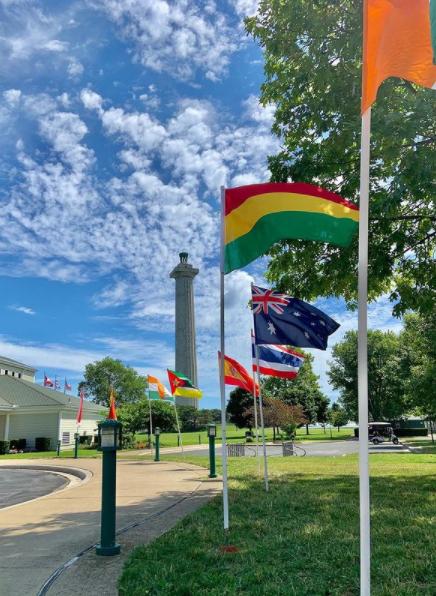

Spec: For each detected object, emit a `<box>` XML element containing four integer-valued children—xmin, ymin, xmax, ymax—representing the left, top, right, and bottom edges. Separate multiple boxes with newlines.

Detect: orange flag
<box><xmin>362</xmin><ymin>0</ymin><xmax>436</xmax><ymax>112</ymax></box>
<box><xmin>218</xmin><ymin>352</ymin><xmax>259</xmax><ymax>395</ymax></box>
<box><xmin>108</xmin><ymin>388</ymin><xmax>117</xmax><ymax>420</ymax></box>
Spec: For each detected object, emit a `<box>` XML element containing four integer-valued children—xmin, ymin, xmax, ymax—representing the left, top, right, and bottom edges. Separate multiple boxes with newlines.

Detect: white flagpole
<box><xmin>252</xmin><ymin>370</ymin><xmax>260</xmax><ymax>475</ymax></box>
<box><xmin>219</xmin><ymin>185</ymin><xmax>230</xmax><ymax>530</ymax></box>
<box><xmin>254</xmin><ymin>343</ymin><xmax>269</xmax><ymax>492</ymax></box>
<box><xmin>251</xmin><ymin>334</ymin><xmax>261</xmax><ymax>475</ymax></box>
<box><xmin>358</xmin><ymin>107</ymin><xmax>371</xmax><ymax>596</ymax></box>
<box><xmin>147</xmin><ymin>390</ymin><xmax>153</xmax><ymax>448</ymax></box>
<box><xmin>174</xmin><ymin>402</ymin><xmax>184</xmax><ymax>454</ymax></box>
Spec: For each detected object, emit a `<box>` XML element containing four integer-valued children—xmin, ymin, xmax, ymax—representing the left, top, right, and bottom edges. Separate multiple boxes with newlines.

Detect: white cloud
<box><xmin>9</xmin><ymin>305</ymin><xmax>35</xmax><ymax>316</ymax></box>
<box><xmin>80</xmin><ymin>89</ymin><xmax>103</xmax><ymax>112</ymax></box>
<box><xmin>89</xmin><ymin>0</ymin><xmax>238</xmax><ymax>81</ymax></box>
<box><xmin>67</xmin><ymin>59</ymin><xmax>84</xmax><ymax>78</ymax></box>
<box><xmin>3</xmin><ymin>88</ymin><xmax>21</xmax><ymax>105</ymax></box>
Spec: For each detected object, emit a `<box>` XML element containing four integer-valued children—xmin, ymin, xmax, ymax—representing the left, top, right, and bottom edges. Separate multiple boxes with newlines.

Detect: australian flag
<box><xmin>252</xmin><ymin>285</ymin><xmax>340</xmax><ymax>350</ymax></box>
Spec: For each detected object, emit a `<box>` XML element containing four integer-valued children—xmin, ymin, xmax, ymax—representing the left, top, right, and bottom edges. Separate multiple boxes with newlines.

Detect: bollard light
<box><xmin>96</xmin><ymin>419</ymin><xmax>122</xmax><ymax>556</ymax></box>
<box><xmin>207</xmin><ymin>424</ymin><xmax>217</xmax><ymax>478</ymax></box>
<box><xmin>154</xmin><ymin>427</ymin><xmax>161</xmax><ymax>462</ymax></box>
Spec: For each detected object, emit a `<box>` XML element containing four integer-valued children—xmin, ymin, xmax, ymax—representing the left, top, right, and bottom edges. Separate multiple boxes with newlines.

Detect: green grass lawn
<box><xmin>135</xmin><ymin>425</ymin><xmax>354</xmax><ymax>448</ymax></box>
<box><xmin>119</xmin><ymin>453</ymin><xmax>436</xmax><ymax>595</ymax></box>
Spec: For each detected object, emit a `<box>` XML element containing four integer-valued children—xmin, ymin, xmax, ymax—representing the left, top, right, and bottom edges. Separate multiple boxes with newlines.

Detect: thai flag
<box><xmin>252</xmin><ymin>334</ymin><xmax>305</xmax><ymax>379</ymax></box>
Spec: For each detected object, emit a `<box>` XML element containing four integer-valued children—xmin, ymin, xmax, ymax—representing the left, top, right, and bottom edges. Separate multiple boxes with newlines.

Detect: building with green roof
<box><xmin>0</xmin><ymin>356</ymin><xmax>103</xmax><ymax>451</ymax></box>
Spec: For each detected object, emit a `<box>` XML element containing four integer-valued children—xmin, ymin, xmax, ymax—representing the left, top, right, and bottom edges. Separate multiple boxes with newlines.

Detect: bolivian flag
<box><xmin>224</xmin><ymin>182</ymin><xmax>359</xmax><ymax>274</ymax></box>
<box><xmin>362</xmin><ymin>0</ymin><xmax>436</xmax><ymax>112</ymax></box>
<box><xmin>167</xmin><ymin>369</ymin><xmax>203</xmax><ymax>399</ymax></box>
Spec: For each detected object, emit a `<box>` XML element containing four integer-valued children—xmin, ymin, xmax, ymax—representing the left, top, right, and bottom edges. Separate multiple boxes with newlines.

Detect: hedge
<box><xmin>35</xmin><ymin>437</ymin><xmax>51</xmax><ymax>451</ymax></box>
<box><xmin>0</xmin><ymin>440</ymin><xmax>9</xmax><ymax>455</ymax></box>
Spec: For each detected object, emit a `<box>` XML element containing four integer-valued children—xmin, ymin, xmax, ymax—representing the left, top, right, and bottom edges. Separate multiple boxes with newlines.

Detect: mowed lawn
<box><xmin>135</xmin><ymin>425</ymin><xmax>354</xmax><ymax>448</ymax></box>
<box><xmin>119</xmin><ymin>453</ymin><xmax>435</xmax><ymax>595</ymax></box>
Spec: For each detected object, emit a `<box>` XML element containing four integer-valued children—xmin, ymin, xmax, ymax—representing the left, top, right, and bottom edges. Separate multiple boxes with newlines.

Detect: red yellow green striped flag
<box><xmin>224</xmin><ymin>182</ymin><xmax>359</xmax><ymax>274</ymax></box>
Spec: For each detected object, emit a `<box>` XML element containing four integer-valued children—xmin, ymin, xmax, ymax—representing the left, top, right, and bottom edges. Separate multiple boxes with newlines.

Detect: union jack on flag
<box><xmin>251</xmin><ymin>286</ymin><xmax>289</xmax><ymax>315</ymax></box>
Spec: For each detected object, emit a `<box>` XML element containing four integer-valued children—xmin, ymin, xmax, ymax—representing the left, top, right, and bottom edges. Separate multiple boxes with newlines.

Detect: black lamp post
<box><xmin>207</xmin><ymin>424</ymin><xmax>217</xmax><ymax>478</ymax></box>
<box><xmin>96</xmin><ymin>419</ymin><xmax>122</xmax><ymax>556</ymax></box>
<box><xmin>154</xmin><ymin>427</ymin><xmax>161</xmax><ymax>462</ymax></box>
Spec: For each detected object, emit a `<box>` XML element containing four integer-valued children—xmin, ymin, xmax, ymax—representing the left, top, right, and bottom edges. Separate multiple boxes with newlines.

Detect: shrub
<box><xmin>18</xmin><ymin>438</ymin><xmax>26</xmax><ymax>450</ymax></box>
<box><xmin>35</xmin><ymin>437</ymin><xmax>51</xmax><ymax>451</ymax></box>
<box><xmin>0</xmin><ymin>440</ymin><xmax>9</xmax><ymax>455</ymax></box>
<box><xmin>122</xmin><ymin>433</ymin><xmax>135</xmax><ymax>449</ymax></box>
<box><xmin>9</xmin><ymin>439</ymin><xmax>18</xmax><ymax>450</ymax></box>
<box><xmin>282</xmin><ymin>423</ymin><xmax>297</xmax><ymax>440</ymax></box>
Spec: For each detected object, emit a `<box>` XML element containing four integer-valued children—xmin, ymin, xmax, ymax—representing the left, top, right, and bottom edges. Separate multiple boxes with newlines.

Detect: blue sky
<box><xmin>0</xmin><ymin>0</ymin><xmax>402</xmax><ymax>408</ymax></box>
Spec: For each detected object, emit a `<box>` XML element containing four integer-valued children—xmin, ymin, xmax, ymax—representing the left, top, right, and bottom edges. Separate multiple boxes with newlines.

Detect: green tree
<box><xmin>79</xmin><ymin>357</ymin><xmax>146</xmax><ymax>406</ymax></box>
<box><xmin>118</xmin><ymin>399</ymin><xmax>176</xmax><ymax>436</ymax></box>
<box><xmin>226</xmin><ymin>388</ymin><xmax>254</xmax><ymax>429</ymax></box>
<box><xmin>262</xmin><ymin>353</ymin><xmax>328</xmax><ymax>434</ymax></box>
<box><xmin>246</xmin><ymin>1</ymin><xmax>435</xmax><ymax>317</ymax></box>
<box><xmin>399</xmin><ymin>312</ymin><xmax>436</xmax><ymax>429</ymax></box>
<box><xmin>328</xmin><ymin>330</ymin><xmax>407</xmax><ymax>421</ymax></box>
<box><xmin>328</xmin><ymin>403</ymin><xmax>349</xmax><ymax>431</ymax></box>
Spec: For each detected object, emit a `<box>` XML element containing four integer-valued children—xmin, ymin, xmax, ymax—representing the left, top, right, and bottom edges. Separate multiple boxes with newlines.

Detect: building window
<box><xmin>5</xmin><ymin>370</ymin><xmax>8</xmax><ymax>375</ymax></box>
<box><xmin>62</xmin><ymin>432</ymin><xmax>70</xmax><ymax>445</ymax></box>
<box><xmin>12</xmin><ymin>371</ymin><xmax>15</xmax><ymax>377</ymax></box>
<box><xmin>18</xmin><ymin>373</ymin><xmax>21</xmax><ymax>379</ymax></box>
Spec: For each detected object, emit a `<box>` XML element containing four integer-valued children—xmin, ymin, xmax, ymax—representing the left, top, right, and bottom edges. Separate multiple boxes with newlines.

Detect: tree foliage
<box><xmin>262</xmin><ymin>352</ymin><xmax>329</xmax><ymax>425</ymax></box>
<box><xmin>118</xmin><ymin>399</ymin><xmax>177</xmax><ymax>435</ymax></box>
<box><xmin>328</xmin><ymin>330</ymin><xmax>407</xmax><ymax>421</ymax></box>
<box><xmin>328</xmin><ymin>403</ymin><xmax>349</xmax><ymax>431</ymax></box>
<box><xmin>79</xmin><ymin>357</ymin><xmax>147</xmax><ymax>406</ymax></box>
<box><xmin>227</xmin><ymin>388</ymin><xmax>254</xmax><ymax>429</ymax></box>
<box><xmin>399</xmin><ymin>312</ymin><xmax>436</xmax><ymax>420</ymax></box>
<box><xmin>246</xmin><ymin>1</ymin><xmax>435</xmax><ymax>317</ymax></box>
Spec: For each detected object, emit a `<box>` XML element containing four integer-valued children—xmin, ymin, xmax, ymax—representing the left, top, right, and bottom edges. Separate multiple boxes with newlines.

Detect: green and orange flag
<box><xmin>224</xmin><ymin>182</ymin><xmax>359</xmax><ymax>274</ymax></box>
<box><xmin>362</xmin><ymin>0</ymin><xmax>436</xmax><ymax>113</ymax></box>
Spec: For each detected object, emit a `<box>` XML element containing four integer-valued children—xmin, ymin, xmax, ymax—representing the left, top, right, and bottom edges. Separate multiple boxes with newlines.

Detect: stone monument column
<box><xmin>170</xmin><ymin>252</ymin><xmax>199</xmax><ymax>408</ymax></box>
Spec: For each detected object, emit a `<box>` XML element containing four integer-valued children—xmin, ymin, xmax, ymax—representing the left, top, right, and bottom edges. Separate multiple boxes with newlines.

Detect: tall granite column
<box><xmin>170</xmin><ymin>252</ymin><xmax>199</xmax><ymax>409</ymax></box>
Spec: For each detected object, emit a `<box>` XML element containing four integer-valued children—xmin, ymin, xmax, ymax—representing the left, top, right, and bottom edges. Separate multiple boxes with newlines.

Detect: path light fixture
<box><xmin>154</xmin><ymin>427</ymin><xmax>161</xmax><ymax>462</ymax></box>
<box><xmin>96</xmin><ymin>419</ymin><xmax>122</xmax><ymax>556</ymax></box>
<box><xmin>207</xmin><ymin>424</ymin><xmax>217</xmax><ymax>478</ymax></box>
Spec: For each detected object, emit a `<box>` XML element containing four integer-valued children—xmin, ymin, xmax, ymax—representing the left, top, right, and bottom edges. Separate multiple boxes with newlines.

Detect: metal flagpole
<box><xmin>219</xmin><ymin>185</ymin><xmax>230</xmax><ymax>530</ymax></box>
<box><xmin>251</xmin><ymin>336</ymin><xmax>261</xmax><ymax>475</ymax></box>
<box><xmin>174</xmin><ymin>402</ymin><xmax>184</xmax><ymax>454</ymax></box>
<box><xmin>358</xmin><ymin>107</ymin><xmax>371</xmax><ymax>596</ymax></box>
<box><xmin>147</xmin><ymin>390</ymin><xmax>153</xmax><ymax>448</ymax></box>
<box><xmin>255</xmin><ymin>343</ymin><xmax>269</xmax><ymax>492</ymax></box>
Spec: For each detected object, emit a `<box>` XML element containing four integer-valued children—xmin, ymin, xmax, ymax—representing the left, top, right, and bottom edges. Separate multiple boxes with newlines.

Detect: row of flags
<box><xmin>222</xmin><ymin>284</ymin><xmax>339</xmax><ymax>395</ymax></box>
<box><xmin>43</xmin><ymin>374</ymin><xmax>72</xmax><ymax>393</ymax></box>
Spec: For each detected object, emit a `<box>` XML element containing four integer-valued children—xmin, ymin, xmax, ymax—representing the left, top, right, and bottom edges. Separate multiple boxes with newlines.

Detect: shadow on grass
<box><xmin>119</xmin><ymin>467</ymin><xmax>436</xmax><ymax>596</ymax></box>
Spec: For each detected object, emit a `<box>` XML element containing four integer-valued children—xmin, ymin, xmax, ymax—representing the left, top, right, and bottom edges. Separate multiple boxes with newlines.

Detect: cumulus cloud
<box><xmin>89</xmin><ymin>0</ymin><xmax>238</xmax><ymax>81</ymax></box>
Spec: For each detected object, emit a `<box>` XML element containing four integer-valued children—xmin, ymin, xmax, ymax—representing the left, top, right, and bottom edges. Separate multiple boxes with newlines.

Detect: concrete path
<box><xmin>0</xmin><ymin>458</ymin><xmax>220</xmax><ymax>596</ymax></box>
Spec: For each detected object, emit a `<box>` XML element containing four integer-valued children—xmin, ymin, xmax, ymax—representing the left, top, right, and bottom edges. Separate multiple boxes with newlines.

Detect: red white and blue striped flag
<box><xmin>251</xmin><ymin>333</ymin><xmax>305</xmax><ymax>379</ymax></box>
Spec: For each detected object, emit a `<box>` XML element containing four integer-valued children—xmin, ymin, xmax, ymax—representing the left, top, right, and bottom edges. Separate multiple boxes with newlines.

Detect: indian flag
<box><xmin>147</xmin><ymin>375</ymin><xmax>174</xmax><ymax>404</ymax></box>
<box><xmin>362</xmin><ymin>0</ymin><xmax>436</xmax><ymax>112</ymax></box>
<box><xmin>224</xmin><ymin>182</ymin><xmax>359</xmax><ymax>274</ymax></box>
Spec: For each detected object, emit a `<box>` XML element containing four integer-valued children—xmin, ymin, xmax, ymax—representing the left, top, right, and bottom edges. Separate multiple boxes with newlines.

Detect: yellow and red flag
<box><xmin>108</xmin><ymin>387</ymin><xmax>117</xmax><ymax>420</ymax></box>
<box><xmin>362</xmin><ymin>0</ymin><xmax>436</xmax><ymax>112</ymax></box>
<box><xmin>219</xmin><ymin>352</ymin><xmax>258</xmax><ymax>395</ymax></box>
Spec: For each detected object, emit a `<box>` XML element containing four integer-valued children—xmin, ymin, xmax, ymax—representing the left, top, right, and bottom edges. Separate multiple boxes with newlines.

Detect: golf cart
<box><xmin>368</xmin><ymin>422</ymin><xmax>399</xmax><ymax>445</ymax></box>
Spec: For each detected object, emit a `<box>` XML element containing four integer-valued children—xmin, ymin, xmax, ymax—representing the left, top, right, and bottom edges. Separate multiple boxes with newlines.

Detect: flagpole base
<box><xmin>96</xmin><ymin>544</ymin><xmax>120</xmax><ymax>556</ymax></box>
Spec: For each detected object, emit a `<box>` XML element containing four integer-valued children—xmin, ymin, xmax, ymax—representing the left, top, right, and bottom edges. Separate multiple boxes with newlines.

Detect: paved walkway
<box><xmin>0</xmin><ymin>458</ymin><xmax>220</xmax><ymax>596</ymax></box>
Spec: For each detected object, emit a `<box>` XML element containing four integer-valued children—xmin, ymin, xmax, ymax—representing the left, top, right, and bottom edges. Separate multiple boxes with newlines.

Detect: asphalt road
<box><xmin>169</xmin><ymin>440</ymin><xmax>410</xmax><ymax>458</ymax></box>
<box><xmin>0</xmin><ymin>469</ymin><xmax>68</xmax><ymax>509</ymax></box>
